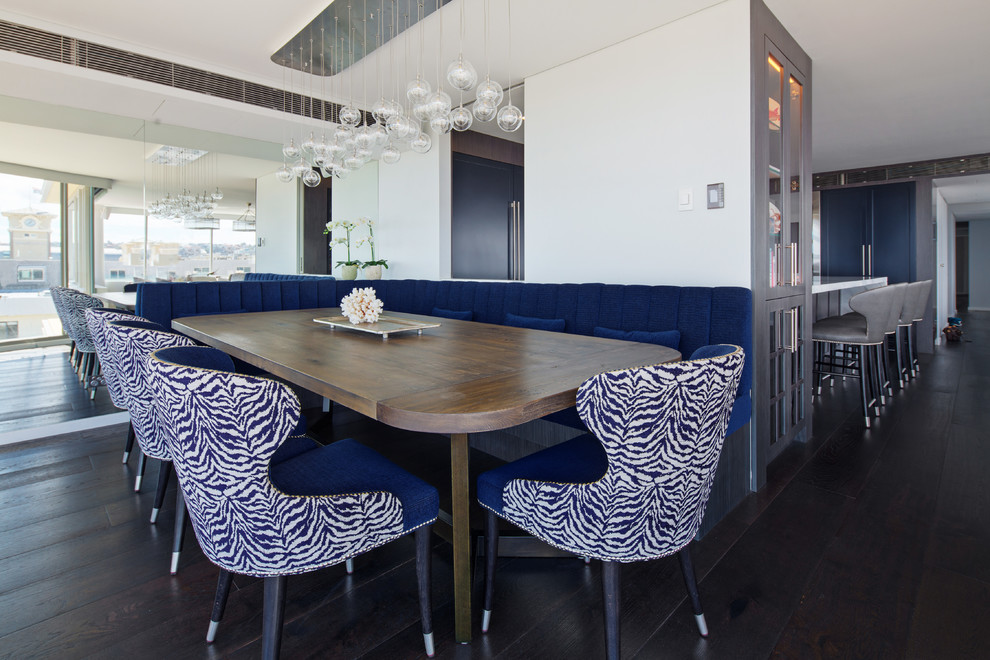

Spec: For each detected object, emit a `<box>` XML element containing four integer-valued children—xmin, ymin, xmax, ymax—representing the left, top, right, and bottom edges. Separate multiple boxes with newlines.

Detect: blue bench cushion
<box><xmin>593</xmin><ymin>326</ymin><xmax>681</xmax><ymax>350</ymax></box>
<box><xmin>431</xmin><ymin>307</ymin><xmax>473</xmax><ymax>321</ymax></box>
<box><xmin>269</xmin><ymin>438</ymin><xmax>439</xmax><ymax>532</ymax></box>
<box><xmin>504</xmin><ymin>312</ymin><xmax>565</xmax><ymax>332</ymax></box>
<box><xmin>477</xmin><ymin>433</ymin><xmax>607</xmax><ymax>516</ymax></box>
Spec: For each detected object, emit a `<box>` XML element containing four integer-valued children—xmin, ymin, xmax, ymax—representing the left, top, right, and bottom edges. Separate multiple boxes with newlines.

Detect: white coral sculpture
<box><xmin>340</xmin><ymin>287</ymin><xmax>384</xmax><ymax>324</ymax></box>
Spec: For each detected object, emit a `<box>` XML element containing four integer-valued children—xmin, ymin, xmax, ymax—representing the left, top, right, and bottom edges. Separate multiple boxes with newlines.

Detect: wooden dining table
<box><xmin>172</xmin><ymin>307</ymin><xmax>680</xmax><ymax>643</ymax></box>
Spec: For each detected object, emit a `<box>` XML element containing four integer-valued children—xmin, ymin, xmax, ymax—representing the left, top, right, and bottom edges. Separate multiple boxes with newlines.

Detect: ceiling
<box><xmin>936</xmin><ymin>174</ymin><xmax>990</xmax><ymax>221</ymax></box>
<box><xmin>0</xmin><ymin>0</ymin><xmax>988</xmax><ymax>214</ymax></box>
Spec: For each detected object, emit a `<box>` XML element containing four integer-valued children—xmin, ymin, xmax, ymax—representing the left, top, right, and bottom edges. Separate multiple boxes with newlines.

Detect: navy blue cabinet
<box><xmin>820</xmin><ymin>181</ymin><xmax>915</xmax><ymax>283</ymax></box>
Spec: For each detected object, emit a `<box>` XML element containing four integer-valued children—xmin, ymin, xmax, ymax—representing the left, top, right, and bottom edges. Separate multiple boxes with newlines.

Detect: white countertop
<box><xmin>811</xmin><ymin>276</ymin><xmax>888</xmax><ymax>294</ymax></box>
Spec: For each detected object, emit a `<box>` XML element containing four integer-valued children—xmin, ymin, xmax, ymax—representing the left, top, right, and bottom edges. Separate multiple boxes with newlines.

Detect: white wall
<box><xmin>524</xmin><ymin>0</ymin><xmax>752</xmax><ymax>286</ymax></box>
<box><xmin>377</xmin><ymin>141</ymin><xmax>447</xmax><ymax>279</ymax></box>
<box><xmin>934</xmin><ymin>189</ymin><xmax>952</xmax><ymax>339</ymax></box>
<box><xmin>255</xmin><ymin>172</ymin><xmax>300</xmax><ymax>273</ymax></box>
<box><xmin>330</xmin><ymin>161</ymin><xmax>379</xmax><ymax>270</ymax></box>
<box><xmin>969</xmin><ymin>219</ymin><xmax>990</xmax><ymax>310</ymax></box>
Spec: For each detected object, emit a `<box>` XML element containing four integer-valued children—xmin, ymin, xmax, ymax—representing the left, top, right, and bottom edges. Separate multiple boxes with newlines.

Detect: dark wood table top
<box><xmin>172</xmin><ymin>308</ymin><xmax>681</xmax><ymax>434</ymax></box>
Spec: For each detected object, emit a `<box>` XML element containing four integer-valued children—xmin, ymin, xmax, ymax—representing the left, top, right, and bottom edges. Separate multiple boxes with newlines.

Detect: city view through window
<box><xmin>1</xmin><ymin>172</ymin><xmax>255</xmax><ymax>345</ymax></box>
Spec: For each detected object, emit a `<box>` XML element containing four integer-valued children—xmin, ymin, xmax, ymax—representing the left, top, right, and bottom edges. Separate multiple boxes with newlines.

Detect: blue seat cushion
<box><xmin>689</xmin><ymin>343</ymin><xmax>738</xmax><ymax>360</ymax></box>
<box><xmin>431</xmin><ymin>307</ymin><xmax>473</xmax><ymax>321</ymax></box>
<box><xmin>593</xmin><ymin>326</ymin><xmax>681</xmax><ymax>350</ymax></box>
<box><xmin>477</xmin><ymin>433</ymin><xmax>608</xmax><ymax>516</ymax></box>
<box><xmin>269</xmin><ymin>438</ymin><xmax>439</xmax><ymax>532</ymax></box>
<box><xmin>504</xmin><ymin>312</ymin><xmax>565</xmax><ymax>332</ymax></box>
<box><xmin>271</xmin><ymin>436</ymin><xmax>321</xmax><ymax>464</ymax></box>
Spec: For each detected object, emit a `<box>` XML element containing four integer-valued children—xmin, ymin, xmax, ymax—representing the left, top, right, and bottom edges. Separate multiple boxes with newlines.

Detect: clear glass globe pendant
<box><xmin>446</xmin><ymin>56</ymin><xmax>477</xmax><ymax>91</ymax></box>
<box><xmin>496</xmin><ymin>104</ymin><xmax>523</xmax><ymax>132</ymax></box>
<box><xmin>450</xmin><ymin>106</ymin><xmax>473</xmax><ymax>131</ymax></box>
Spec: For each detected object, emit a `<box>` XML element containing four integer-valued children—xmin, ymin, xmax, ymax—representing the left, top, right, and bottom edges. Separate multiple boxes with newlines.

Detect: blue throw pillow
<box><xmin>432</xmin><ymin>307</ymin><xmax>473</xmax><ymax>321</ymax></box>
<box><xmin>593</xmin><ymin>326</ymin><xmax>680</xmax><ymax>350</ymax></box>
<box><xmin>504</xmin><ymin>312</ymin><xmax>565</xmax><ymax>332</ymax></box>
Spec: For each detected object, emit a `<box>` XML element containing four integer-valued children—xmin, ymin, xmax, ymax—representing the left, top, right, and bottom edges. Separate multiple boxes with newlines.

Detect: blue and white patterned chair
<box><xmin>103</xmin><ymin>319</ymin><xmax>196</xmax><ymax>513</ymax></box>
<box><xmin>477</xmin><ymin>345</ymin><xmax>745</xmax><ymax>659</ymax></box>
<box><xmin>58</xmin><ymin>288</ymin><xmax>104</xmax><ymax>397</ymax></box>
<box><xmin>85</xmin><ymin>308</ymin><xmax>142</xmax><ymax>463</ymax></box>
<box><xmin>148</xmin><ymin>345</ymin><xmax>440</xmax><ymax>659</ymax></box>
<box><xmin>49</xmin><ymin>286</ymin><xmax>79</xmax><ymax>371</ymax></box>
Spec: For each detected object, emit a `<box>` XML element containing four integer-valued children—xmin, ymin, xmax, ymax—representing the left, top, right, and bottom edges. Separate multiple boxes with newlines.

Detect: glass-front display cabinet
<box><xmin>752</xmin><ymin>8</ymin><xmax>813</xmax><ymax>490</ymax></box>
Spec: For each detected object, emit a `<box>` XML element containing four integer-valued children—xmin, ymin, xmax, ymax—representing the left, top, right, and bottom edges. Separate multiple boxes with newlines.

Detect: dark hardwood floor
<box><xmin>0</xmin><ymin>315</ymin><xmax>988</xmax><ymax>659</ymax></box>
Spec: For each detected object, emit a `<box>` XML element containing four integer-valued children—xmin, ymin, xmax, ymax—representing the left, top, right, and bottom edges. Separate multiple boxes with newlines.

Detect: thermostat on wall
<box><xmin>707</xmin><ymin>183</ymin><xmax>724</xmax><ymax>209</ymax></box>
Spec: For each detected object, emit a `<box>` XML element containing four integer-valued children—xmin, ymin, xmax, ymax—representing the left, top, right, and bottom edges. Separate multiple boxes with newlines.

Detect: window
<box><xmin>16</xmin><ymin>267</ymin><xmax>45</xmax><ymax>282</ymax></box>
<box><xmin>108</xmin><ymin>269</ymin><xmax>126</xmax><ymax>280</ymax></box>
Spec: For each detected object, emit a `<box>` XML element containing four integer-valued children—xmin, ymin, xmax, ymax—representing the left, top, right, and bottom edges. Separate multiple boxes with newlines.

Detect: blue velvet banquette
<box><xmin>135</xmin><ymin>278</ymin><xmax>752</xmax><ymax>435</ymax></box>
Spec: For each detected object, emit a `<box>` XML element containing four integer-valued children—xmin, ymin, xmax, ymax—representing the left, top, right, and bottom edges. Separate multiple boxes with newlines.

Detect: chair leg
<box><xmin>602</xmin><ymin>561</ymin><xmax>621</xmax><ymax>660</ymax></box>
<box><xmin>875</xmin><ymin>343</ymin><xmax>888</xmax><ymax>405</ymax></box>
<box><xmin>206</xmin><ymin>569</ymin><xmax>234</xmax><ymax>643</ymax></box>
<box><xmin>89</xmin><ymin>360</ymin><xmax>100</xmax><ymax>400</ymax></box>
<box><xmin>482</xmin><ymin>509</ymin><xmax>499</xmax><ymax>634</ymax></box>
<box><xmin>908</xmin><ymin>323</ymin><xmax>921</xmax><ymax>378</ymax></box>
<box><xmin>857</xmin><ymin>346</ymin><xmax>871</xmax><ymax>428</ymax></box>
<box><xmin>262</xmin><ymin>575</ymin><xmax>287</xmax><ymax>660</ymax></box>
<box><xmin>678</xmin><ymin>546</ymin><xmax>709</xmax><ymax>637</ymax></box>
<box><xmin>171</xmin><ymin>489</ymin><xmax>186</xmax><ymax>575</ymax></box>
<box><xmin>122</xmin><ymin>422</ymin><xmax>135</xmax><ymax>464</ymax></box>
<box><xmin>150</xmin><ymin>460</ymin><xmax>172</xmax><ymax>524</ymax></box>
<box><xmin>134</xmin><ymin>450</ymin><xmax>147</xmax><ymax>492</ymax></box>
<box><xmin>895</xmin><ymin>327</ymin><xmax>907</xmax><ymax>386</ymax></box>
<box><xmin>415</xmin><ymin>525</ymin><xmax>435</xmax><ymax>657</ymax></box>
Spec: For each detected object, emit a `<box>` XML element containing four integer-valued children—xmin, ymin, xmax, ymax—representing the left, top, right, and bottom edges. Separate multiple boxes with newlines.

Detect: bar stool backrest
<box><xmin>849</xmin><ymin>285</ymin><xmax>895</xmax><ymax>344</ymax></box>
<box><xmin>909</xmin><ymin>280</ymin><xmax>933</xmax><ymax>322</ymax></box>
<box><xmin>882</xmin><ymin>283</ymin><xmax>909</xmax><ymax>334</ymax></box>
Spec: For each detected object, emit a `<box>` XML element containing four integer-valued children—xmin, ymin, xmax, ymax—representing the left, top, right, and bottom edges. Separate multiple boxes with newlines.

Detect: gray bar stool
<box><xmin>899</xmin><ymin>280</ymin><xmax>933</xmax><ymax>379</ymax></box>
<box><xmin>813</xmin><ymin>285</ymin><xmax>895</xmax><ymax>428</ymax></box>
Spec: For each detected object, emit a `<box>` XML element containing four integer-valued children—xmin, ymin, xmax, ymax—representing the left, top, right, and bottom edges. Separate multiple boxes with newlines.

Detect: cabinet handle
<box><xmin>867</xmin><ymin>244</ymin><xmax>872</xmax><ymax>278</ymax></box>
<box><xmin>861</xmin><ymin>245</ymin><xmax>866</xmax><ymax>278</ymax></box>
<box><xmin>784</xmin><ymin>243</ymin><xmax>798</xmax><ymax>286</ymax></box>
<box><xmin>784</xmin><ymin>307</ymin><xmax>799</xmax><ymax>353</ymax></box>
<box><xmin>515</xmin><ymin>201</ymin><xmax>521</xmax><ymax>280</ymax></box>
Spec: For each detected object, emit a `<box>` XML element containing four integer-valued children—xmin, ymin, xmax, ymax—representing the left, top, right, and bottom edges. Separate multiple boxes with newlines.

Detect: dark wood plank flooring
<box><xmin>1</xmin><ymin>315</ymin><xmax>988</xmax><ymax>659</ymax></box>
<box><xmin>0</xmin><ymin>347</ymin><xmax>117</xmax><ymax>436</ymax></box>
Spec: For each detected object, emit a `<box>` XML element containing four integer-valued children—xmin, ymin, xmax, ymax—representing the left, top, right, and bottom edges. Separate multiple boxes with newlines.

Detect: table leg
<box><xmin>451</xmin><ymin>432</ymin><xmax>472</xmax><ymax>644</ymax></box>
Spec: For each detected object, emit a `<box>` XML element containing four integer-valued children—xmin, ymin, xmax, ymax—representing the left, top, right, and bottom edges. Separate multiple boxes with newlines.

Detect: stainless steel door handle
<box><xmin>861</xmin><ymin>245</ymin><xmax>866</xmax><ymax>278</ymax></box>
<box><xmin>867</xmin><ymin>244</ymin><xmax>872</xmax><ymax>277</ymax></box>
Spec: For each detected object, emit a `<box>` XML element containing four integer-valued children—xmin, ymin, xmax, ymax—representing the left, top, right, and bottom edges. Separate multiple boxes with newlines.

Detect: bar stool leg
<box><xmin>858</xmin><ymin>346</ymin><xmax>871</xmax><ymax>428</ymax></box>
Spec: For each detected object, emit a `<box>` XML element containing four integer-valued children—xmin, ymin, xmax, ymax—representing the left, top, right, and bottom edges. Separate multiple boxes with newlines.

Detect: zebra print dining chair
<box><xmin>477</xmin><ymin>344</ymin><xmax>745</xmax><ymax>660</ymax></box>
<box><xmin>85</xmin><ymin>308</ymin><xmax>142</xmax><ymax>463</ymax></box>
<box><xmin>148</xmin><ymin>345</ymin><xmax>440</xmax><ymax>659</ymax></box>
<box><xmin>58</xmin><ymin>288</ymin><xmax>104</xmax><ymax>397</ymax></box>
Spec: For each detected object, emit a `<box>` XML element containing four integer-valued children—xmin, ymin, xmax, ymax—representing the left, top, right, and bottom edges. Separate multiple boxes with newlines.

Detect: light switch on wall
<box><xmin>678</xmin><ymin>188</ymin><xmax>693</xmax><ymax>211</ymax></box>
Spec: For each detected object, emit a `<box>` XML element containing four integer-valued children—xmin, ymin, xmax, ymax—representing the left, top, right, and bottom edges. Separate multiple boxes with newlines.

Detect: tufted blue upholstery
<box><xmin>243</xmin><ymin>272</ymin><xmax>335</xmax><ymax>281</ymax></box>
<box><xmin>431</xmin><ymin>307</ymin><xmax>473</xmax><ymax>321</ymax></box>
<box><xmin>148</xmin><ymin>345</ymin><xmax>439</xmax><ymax>577</ymax></box>
<box><xmin>479</xmin><ymin>345</ymin><xmax>743</xmax><ymax>562</ymax></box>
<box><xmin>135</xmin><ymin>280</ymin><xmax>752</xmax><ymax>433</ymax></box>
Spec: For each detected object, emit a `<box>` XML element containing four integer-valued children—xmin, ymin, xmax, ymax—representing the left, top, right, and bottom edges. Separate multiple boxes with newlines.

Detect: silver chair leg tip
<box><xmin>150</xmin><ymin>508</ymin><xmax>159</xmax><ymax>524</ymax></box>
<box><xmin>206</xmin><ymin>620</ymin><xmax>220</xmax><ymax>643</ymax></box>
<box><xmin>122</xmin><ymin>451</ymin><xmax>130</xmax><ymax>464</ymax></box>
<box><xmin>134</xmin><ymin>476</ymin><xmax>142</xmax><ymax>492</ymax></box>
<box><xmin>695</xmin><ymin>613</ymin><xmax>709</xmax><ymax>637</ymax></box>
<box><xmin>170</xmin><ymin>552</ymin><xmax>180</xmax><ymax>575</ymax></box>
<box><xmin>345</xmin><ymin>558</ymin><xmax>354</xmax><ymax>574</ymax></box>
<box><xmin>424</xmin><ymin>631</ymin><xmax>435</xmax><ymax>657</ymax></box>
<box><xmin>482</xmin><ymin>609</ymin><xmax>492</xmax><ymax>633</ymax></box>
